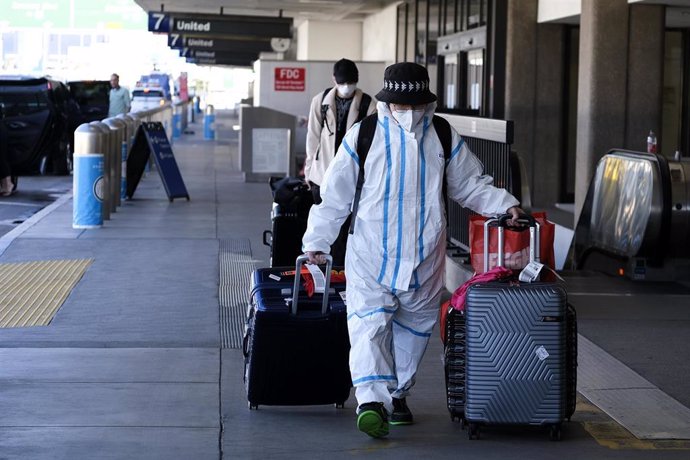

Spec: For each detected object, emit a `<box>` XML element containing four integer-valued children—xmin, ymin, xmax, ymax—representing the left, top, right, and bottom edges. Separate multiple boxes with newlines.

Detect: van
<box><xmin>130</xmin><ymin>88</ymin><xmax>167</xmax><ymax>112</ymax></box>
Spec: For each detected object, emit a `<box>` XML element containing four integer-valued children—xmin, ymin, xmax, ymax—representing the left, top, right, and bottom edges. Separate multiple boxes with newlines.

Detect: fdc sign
<box><xmin>275</xmin><ymin>67</ymin><xmax>305</xmax><ymax>91</ymax></box>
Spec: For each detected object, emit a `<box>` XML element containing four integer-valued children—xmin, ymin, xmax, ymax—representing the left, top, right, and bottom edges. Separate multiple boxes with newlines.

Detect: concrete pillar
<box><xmin>504</xmin><ymin>0</ymin><xmax>537</xmax><ymax>201</ymax></box>
<box><xmin>533</xmin><ymin>24</ymin><xmax>566</xmax><ymax>207</ymax></box>
<box><xmin>625</xmin><ymin>4</ymin><xmax>665</xmax><ymax>152</ymax></box>
<box><xmin>574</xmin><ymin>0</ymin><xmax>629</xmax><ymax>224</ymax></box>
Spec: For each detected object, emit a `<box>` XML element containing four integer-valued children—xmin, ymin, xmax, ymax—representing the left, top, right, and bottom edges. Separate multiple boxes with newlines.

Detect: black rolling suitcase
<box><xmin>243</xmin><ymin>255</ymin><xmax>351</xmax><ymax>409</ymax></box>
<box><xmin>445</xmin><ymin>214</ymin><xmax>577</xmax><ymax>441</ymax></box>
<box><xmin>263</xmin><ymin>177</ymin><xmax>314</xmax><ymax>267</ymax></box>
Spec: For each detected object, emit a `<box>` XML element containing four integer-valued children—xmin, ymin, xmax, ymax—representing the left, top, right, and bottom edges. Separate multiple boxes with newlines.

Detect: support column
<box><xmin>504</xmin><ymin>0</ymin><xmax>537</xmax><ymax>203</ymax></box>
<box><xmin>625</xmin><ymin>4</ymin><xmax>665</xmax><ymax>151</ymax></box>
<box><xmin>574</xmin><ymin>0</ymin><xmax>629</xmax><ymax>224</ymax></box>
<box><xmin>533</xmin><ymin>24</ymin><xmax>566</xmax><ymax>207</ymax></box>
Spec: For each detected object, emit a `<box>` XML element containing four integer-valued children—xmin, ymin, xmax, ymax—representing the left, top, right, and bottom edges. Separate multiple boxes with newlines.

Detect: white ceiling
<box><xmin>133</xmin><ymin>0</ymin><xmax>401</xmax><ymax>25</ymax></box>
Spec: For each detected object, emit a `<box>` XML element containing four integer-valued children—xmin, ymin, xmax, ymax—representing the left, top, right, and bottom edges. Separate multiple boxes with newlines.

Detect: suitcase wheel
<box><xmin>334</xmin><ymin>402</ymin><xmax>346</xmax><ymax>409</ymax></box>
<box><xmin>468</xmin><ymin>423</ymin><xmax>480</xmax><ymax>440</ymax></box>
<box><xmin>549</xmin><ymin>424</ymin><xmax>562</xmax><ymax>442</ymax></box>
<box><xmin>248</xmin><ymin>402</ymin><xmax>258</xmax><ymax>410</ymax></box>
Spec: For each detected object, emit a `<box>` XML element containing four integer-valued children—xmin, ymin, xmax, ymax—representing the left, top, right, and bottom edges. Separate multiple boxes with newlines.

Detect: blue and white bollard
<box><xmin>73</xmin><ymin>152</ymin><xmax>104</xmax><ymax>229</ymax></box>
<box><xmin>172</xmin><ymin>105</ymin><xmax>182</xmax><ymax>139</ymax></box>
<box><xmin>204</xmin><ymin>104</ymin><xmax>215</xmax><ymax>140</ymax></box>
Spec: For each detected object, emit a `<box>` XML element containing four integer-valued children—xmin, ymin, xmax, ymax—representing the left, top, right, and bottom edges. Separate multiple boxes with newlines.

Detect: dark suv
<box><xmin>0</xmin><ymin>76</ymin><xmax>77</xmax><ymax>175</ymax></box>
<box><xmin>67</xmin><ymin>80</ymin><xmax>110</xmax><ymax>125</ymax></box>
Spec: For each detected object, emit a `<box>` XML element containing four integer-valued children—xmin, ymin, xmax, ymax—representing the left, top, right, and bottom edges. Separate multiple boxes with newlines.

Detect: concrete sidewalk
<box><xmin>0</xmin><ymin>114</ymin><xmax>689</xmax><ymax>459</ymax></box>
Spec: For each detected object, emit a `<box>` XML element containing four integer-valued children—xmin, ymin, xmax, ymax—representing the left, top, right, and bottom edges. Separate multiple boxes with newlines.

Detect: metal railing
<box><xmin>437</xmin><ymin>114</ymin><xmax>518</xmax><ymax>252</ymax></box>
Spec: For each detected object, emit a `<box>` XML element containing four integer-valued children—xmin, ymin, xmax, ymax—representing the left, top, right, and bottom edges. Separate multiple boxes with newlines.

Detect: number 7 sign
<box><xmin>148</xmin><ymin>12</ymin><xmax>170</xmax><ymax>33</ymax></box>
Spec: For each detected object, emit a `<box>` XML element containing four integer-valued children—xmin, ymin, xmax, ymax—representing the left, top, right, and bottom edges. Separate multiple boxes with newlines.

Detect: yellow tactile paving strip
<box><xmin>0</xmin><ymin>259</ymin><xmax>93</xmax><ymax>328</ymax></box>
<box><xmin>578</xmin><ymin>397</ymin><xmax>690</xmax><ymax>450</ymax></box>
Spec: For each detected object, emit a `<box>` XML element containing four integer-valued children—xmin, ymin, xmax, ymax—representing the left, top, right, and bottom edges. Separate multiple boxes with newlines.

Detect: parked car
<box><xmin>0</xmin><ymin>76</ymin><xmax>76</xmax><ymax>175</ymax></box>
<box><xmin>130</xmin><ymin>88</ymin><xmax>167</xmax><ymax>113</ymax></box>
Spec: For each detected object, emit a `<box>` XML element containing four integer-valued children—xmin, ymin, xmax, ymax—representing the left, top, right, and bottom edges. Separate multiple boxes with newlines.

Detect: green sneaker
<box><xmin>390</xmin><ymin>397</ymin><xmax>414</xmax><ymax>425</ymax></box>
<box><xmin>356</xmin><ymin>402</ymin><xmax>389</xmax><ymax>438</ymax></box>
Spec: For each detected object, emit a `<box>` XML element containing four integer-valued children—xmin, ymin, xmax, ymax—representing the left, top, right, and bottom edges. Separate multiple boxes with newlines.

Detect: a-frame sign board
<box><xmin>126</xmin><ymin>122</ymin><xmax>190</xmax><ymax>201</ymax></box>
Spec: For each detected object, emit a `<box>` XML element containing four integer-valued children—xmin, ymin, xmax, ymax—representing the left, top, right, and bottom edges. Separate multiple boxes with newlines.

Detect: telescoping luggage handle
<box><xmin>292</xmin><ymin>254</ymin><xmax>333</xmax><ymax>315</ymax></box>
<box><xmin>483</xmin><ymin>213</ymin><xmax>541</xmax><ymax>270</ymax></box>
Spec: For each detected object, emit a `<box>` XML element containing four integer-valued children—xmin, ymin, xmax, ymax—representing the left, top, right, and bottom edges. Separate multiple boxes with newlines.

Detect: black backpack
<box><xmin>349</xmin><ymin>114</ymin><xmax>453</xmax><ymax>234</ymax></box>
<box><xmin>320</xmin><ymin>88</ymin><xmax>372</xmax><ymax>135</ymax></box>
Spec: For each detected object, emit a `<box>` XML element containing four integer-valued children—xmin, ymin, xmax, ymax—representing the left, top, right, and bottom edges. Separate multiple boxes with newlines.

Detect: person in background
<box><xmin>302</xmin><ymin>62</ymin><xmax>522</xmax><ymax>439</ymax></box>
<box><xmin>304</xmin><ymin>58</ymin><xmax>376</xmax><ymax>265</ymax></box>
<box><xmin>108</xmin><ymin>73</ymin><xmax>130</xmax><ymax>117</ymax></box>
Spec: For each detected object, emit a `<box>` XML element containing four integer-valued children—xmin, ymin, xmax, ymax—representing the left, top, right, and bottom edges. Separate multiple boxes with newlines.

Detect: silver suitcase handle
<box><xmin>483</xmin><ymin>213</ymin><xmax>540</xmax><ymax>270</ymax></box>
<box><xmin>292</xmin><ymin>254</ymin><xmax>333</xmax><ymax>315</ymax></box>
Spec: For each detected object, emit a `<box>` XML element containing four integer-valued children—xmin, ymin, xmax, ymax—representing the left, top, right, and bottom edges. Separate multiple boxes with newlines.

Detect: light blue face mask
<box><xmin>392</xmin><ymin>108</ymin><xmax>425</xmax><ymax>131</ymax></box>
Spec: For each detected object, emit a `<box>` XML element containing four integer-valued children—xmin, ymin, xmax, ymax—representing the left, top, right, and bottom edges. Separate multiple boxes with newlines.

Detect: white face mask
<box><xmin>336</xmin><ymin>83</ymin><xmax>356</xmax><ymax>98</ymax></box>
<box><xmin>392</xmin><ymin>109</ymin><xmax>425</xmax><ymax>131</ymax></box>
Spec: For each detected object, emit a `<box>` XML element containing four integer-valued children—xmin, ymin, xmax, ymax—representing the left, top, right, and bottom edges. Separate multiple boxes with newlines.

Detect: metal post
<box><xmin>103</xmin><ymin>118</ymin><xmax>126</xmax><ymax>208</ymax></box>
<box><xmin>89</xmin><ymin>122</ymin><xmax>111</xmax><ymax>220</ymax></box>
<box><xmin>73</xmin><ymin>124</ymin><xmax>104</xmax><ymax>229</ymax></box>
<box><xmin>115</xmin><ymin>114</ymin><xmax>136</xmax><ymax>200</ymax></box>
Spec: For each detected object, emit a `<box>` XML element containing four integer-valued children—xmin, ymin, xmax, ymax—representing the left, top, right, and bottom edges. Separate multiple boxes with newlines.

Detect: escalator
<box><xmin>570</xmin><ymin>150</ymin><xmax>690</xmax><ymax>281</ymax></box>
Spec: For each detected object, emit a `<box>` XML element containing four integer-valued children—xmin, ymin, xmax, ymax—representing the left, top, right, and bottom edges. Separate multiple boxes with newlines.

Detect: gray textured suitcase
<box><xmin>464</xmin><ymin>214</ymin><xmax>568</xmax><ymax>441</ymax></box>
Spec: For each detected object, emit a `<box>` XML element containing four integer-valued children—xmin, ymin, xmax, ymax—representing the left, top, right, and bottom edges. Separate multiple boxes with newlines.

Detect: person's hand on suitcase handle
<box><xmin>503</xmin><ymin>206</ymin><xmax>526</xmax><ymax>227</ymax></box>
<box><xmin>305</xmin><ymin>250</ymin><xmax>328</xmax><ymax>265</ymax></box>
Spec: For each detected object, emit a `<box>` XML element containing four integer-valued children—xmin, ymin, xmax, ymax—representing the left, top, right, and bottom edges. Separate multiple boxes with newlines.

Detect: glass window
<box><xmin>406</xmin><ymin>1</ymin><xmax>417</xmax><ymax>62</ymax></box>
<box><xmin>465</xmin><ymin>48</ymin><xmax>483</xmax><ymax>112</ymax></box>
<box><xmin>416</xmin><ymin>0</ymin><xmax>428</xmax><ymax>65</ymax></box>
<box><xmin>444</xmin><ymin>0</ymin><xmax>457</xmax><ymax>35</ymax></box>
<box><xmin>444</xmin><ymin>53</ymin><xmax>459</xmax><ymax>109</ymax></box>
<box><xmin>0</xmin><ymin>92</ymin><xmax>50</xmax><ymax>117</ymax></box>
<box><xmin>2</xmin><ymin>32</ymin><xmax>19</xmax><ymax>54</ymax></box>
<box><xmin>397</xmin><ymin>3</ymin><xmax>408</xmax><ymax>62</ymax></box>
<box><xmin>468</xmin><ymin>0</ymin><xmax>481</xmax><ymax>29</ymax></box>
<box><xmin>428</xmin><ymin>0</ymin><xmax>441</xmax><ymax>64</ymax></box>
<box><xmin>60</xmin><ymin>34</ymin><xmax>81</xmax><ymax>55</ymax></box>
<box><xmin>48</xmin><ymin>34</ymin><xmax>59</xmax><ymax>55</ymax></box>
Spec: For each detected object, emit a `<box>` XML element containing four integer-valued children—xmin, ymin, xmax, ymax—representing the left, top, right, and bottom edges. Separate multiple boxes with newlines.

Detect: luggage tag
<box><xmin>519</xmin><ymin>261</ymin><xmax>544</xmax><ymax>283</ymax></box>
<box><xmin>305</xmin><ymin>263</ymin><xmax>326</xmax><ymax>294</ymax></box>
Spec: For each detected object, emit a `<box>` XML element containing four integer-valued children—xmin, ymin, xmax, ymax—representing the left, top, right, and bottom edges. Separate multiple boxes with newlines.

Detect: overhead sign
<box><xmin>148</xmin><ymin>11</ymin><xmax>171</xmax><ymax>33</ymax></box>
<box><xmin>274</xmin><ymin>68</ymin><xmax>306</xmax><ymax>92</ymax></box>
<box><xmin>148</xmin><ymin>12</ymin><xmax>292</xmax><ymax>38</ymax></box>
<box><xmin>127</xmin><ymin>122</ymin><xmax>189</xmax><ymax>201</ymax></box>
<box><xmin>168</xmin><ymin>34</ymin><xmax>273</xmax><ymax>53</ymax></box>
<box><xmin>181</xmin><ymin>49</ymin><xmax>258</xmax><ymax>61</ymax></box>
<box><xmin>186</xmin><ymin>57</ymin><xmax>254</xmax><ymax>67</ymax></box>
<box><xmin>5</xmin><ymin>0</ymin><xmax>146</xmax><ymax>30</ymax></box>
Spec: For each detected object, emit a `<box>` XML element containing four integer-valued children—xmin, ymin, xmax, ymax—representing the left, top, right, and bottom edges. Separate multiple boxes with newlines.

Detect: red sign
<box><xmin>275</xmin><ymin>67</ymin><xmax>305</xmax><ymax>91</ymax></box>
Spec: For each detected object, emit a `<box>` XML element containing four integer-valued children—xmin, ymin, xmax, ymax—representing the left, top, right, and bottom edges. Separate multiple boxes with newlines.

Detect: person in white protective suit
<box><xmin>302</xmin><ymin>62</ymin><xmax>522</xmax><ymax>439</ymax></box>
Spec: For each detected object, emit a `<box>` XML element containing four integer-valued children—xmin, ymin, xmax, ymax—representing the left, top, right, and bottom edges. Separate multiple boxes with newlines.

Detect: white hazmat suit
<box><xmin>302</xmin><ymin>101</ymin><xmax>519</xmax><ymax>414</ymax></box>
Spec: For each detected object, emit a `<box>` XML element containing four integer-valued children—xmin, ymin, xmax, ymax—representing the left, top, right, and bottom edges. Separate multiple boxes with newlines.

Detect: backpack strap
<box><xmin>348</xmin><ymin>113</ymin><xmax>378</xmax><ymax>234</ymax></box>
<box><xmin>356</xmin><ymin>93</ymin><xmax>372</xmax><ymax>123</ymax></box>
<box><xmin>320</xmin><ymin>88</ymin><xmax>333</xmax><ymax>135</ymax></box>
<box><xmin>432</xmin><ymin>115</ymin><xmax>453</xmax><ymax>206</ymax></box>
